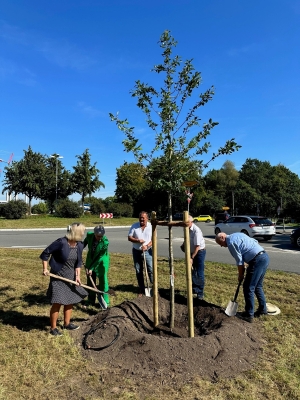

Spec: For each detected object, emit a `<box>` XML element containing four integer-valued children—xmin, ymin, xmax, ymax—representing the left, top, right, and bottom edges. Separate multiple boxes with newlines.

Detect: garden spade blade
<box><xmin>225</xmin><ymin>281</ymin><xmax>242</xmax><ymax>317</ymax></box>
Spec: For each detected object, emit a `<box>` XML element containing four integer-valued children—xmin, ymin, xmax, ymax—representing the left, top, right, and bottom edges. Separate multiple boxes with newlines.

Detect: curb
<box><xmin>0</xmin><ymin>226</ymin><xmax>131</xmax><ymax>232</ymax></box>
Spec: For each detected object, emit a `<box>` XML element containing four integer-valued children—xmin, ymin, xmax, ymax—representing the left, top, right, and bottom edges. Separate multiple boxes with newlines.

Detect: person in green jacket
<box><xmin>83</xmin><ymin>225</ymin><xmax>110</xmax><ymax>308</ymax></box>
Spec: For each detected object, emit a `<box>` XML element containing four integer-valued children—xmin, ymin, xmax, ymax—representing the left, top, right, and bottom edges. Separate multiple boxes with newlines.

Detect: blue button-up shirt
<box><xmin>226</xmin><ymin>233</ymin><xmax>264</xmax><ymax>266</ymax></box>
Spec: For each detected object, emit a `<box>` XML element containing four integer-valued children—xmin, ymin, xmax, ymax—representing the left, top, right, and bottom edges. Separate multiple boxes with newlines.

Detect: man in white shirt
<box><xmin>128</xmin><ymin>211</ymin><xmax>153</xmax><ymax>296</ymax></box>
<box><xmin>187</xmin><ymin>215</ymin><xmax>206</xmax><ymax>300</ymax></box>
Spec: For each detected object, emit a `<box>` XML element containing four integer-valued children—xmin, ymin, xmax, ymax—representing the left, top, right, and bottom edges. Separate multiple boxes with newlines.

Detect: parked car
<box><xmin>214</xmin><ymin>212</ymin><xmax>230</xmax><ymax>225</ymax></box>
<box><xmin>214</xmin><ymin>215</ymin><xmax>275</xmax><ymax>241</ymax></box>
<box><xmin>172</xmin><ymin>212</ymin><xmax>183</xmax><ymax>221</ymax></box>
<box><xmin>193</xmin><ymin>215</ymin><xmax>212</xmax><ymax>223</ymax></box>
<box><xmin>290</xmin><ymin>227</ymin><xmax>300</xmax><ymax>248</ymax></box>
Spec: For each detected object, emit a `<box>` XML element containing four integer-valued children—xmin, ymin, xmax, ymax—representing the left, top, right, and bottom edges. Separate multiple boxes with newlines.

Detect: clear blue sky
<box><xmin>1</xmin><ymin>0</ymin><xmax>299</xmax><ymax>203</ymax></box>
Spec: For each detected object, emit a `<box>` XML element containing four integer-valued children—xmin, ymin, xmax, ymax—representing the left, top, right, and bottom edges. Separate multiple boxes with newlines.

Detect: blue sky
<box><xmin>1</xmin><ymin>0</ymin><xmax>299</xmax><ymax>203</ymax></box>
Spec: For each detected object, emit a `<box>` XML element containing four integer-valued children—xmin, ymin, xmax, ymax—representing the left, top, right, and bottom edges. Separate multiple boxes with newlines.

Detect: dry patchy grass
<box><xmin>0</xmin><ymin>248</ymin><xmax>299</xmax><ymax>400</ymax></box>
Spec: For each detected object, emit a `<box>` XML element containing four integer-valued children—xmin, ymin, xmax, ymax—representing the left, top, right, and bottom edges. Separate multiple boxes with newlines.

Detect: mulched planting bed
<box><xmin>71</xmin><ymin>294</ymin><xmax>262</xmax><ymax>395</ymax></box>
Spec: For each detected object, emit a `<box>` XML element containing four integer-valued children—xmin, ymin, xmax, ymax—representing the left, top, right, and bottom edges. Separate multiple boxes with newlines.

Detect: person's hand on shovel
<box><xmin>74</xmin><ymin>267</ymin><xmax>83</xmax><ymax>286</ymax></box>
<box><xmin>237</xmin><ymin>265</ymin><xmax>245</xmax><ymax>282</ymax></box>
<box><xmin>42</xmin><ymin>261</ymin><xmax>49</xmax><ymax>276</ymax></box>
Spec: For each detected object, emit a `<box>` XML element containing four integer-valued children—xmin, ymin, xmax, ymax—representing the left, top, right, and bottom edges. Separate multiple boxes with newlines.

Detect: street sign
<box><xmin>277</xmin><ymin>206</ymin><xmax>281</xmax><ymax>215</ymax></box>
<box><xmin>222</xmin><ymin>207</ymin><xmax>230</xmax><ymax>210</ymax></box>
<box><xmin>182</xmin><ymin>180</ymin><xmax>198</xmax><ymax>187</ymax></box>
<box><xmin>99</xmin><ymin>213</ymin><xmax>113</xmax><ymax>218</ymax></box>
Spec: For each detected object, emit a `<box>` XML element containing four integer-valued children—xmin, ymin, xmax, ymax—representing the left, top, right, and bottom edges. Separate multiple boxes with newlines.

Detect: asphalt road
<box><xmin>0</xmin><ymin>222</ymin><xmax>299</xmax><ymax>274</ymax></box>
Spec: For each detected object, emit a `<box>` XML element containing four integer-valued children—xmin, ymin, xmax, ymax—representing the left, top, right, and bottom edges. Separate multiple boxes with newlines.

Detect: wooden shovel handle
<box><xmin>233</xmin><ymin>280</ymin><xmax>242</xmax><ymax>302</ymax></box>
<box><xmin>47</xmin><ymin>272</ymin><xmax>116</xmax><ymax>296</ymax></box>
<box><xmin>143</xmin><ymin>252</ymin><xmax>150</xmax><ymax>287</ymax></box>
<box><xmin>47</xmin><ymin>272</ymin><xmax>100</xmax><ymax>293</ymax></box>
<box><xmin>88</xmin><ymin>274</ymin><xmax>98</xmax><ymax>291</ymax></box>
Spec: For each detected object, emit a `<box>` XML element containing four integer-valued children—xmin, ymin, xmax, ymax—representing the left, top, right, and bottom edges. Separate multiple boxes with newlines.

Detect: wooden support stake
<box><xmin>183</xmin><ymin>210</ymin><xmax>194</xmax><ymax>337</ymax></box>
<box><xmin>151</xmin><ymin>211</ymin><xmax>159</xmax><ymax>327</ymax></box>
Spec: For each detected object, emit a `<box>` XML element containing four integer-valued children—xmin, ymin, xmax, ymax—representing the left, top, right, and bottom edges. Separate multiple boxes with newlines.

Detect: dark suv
<box><xmin>290</xmin><ymin>227</ymin><xmax>300</xmax><ymax>248</ymax></box>
<box><xmin>215</xmin><ymin>212</ymin><xmax>230</xmax><ymax>225</ymax></box>
<box><xmin>172</xmin><ymin>213</ymin><xmax>183</xmax><ymax>221</ymax></box>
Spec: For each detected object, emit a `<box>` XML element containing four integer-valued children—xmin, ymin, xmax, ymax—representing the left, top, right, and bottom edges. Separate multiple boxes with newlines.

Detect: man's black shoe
<box><xmin>237</xmin><ymin>311</ymin><xmax>253</xmax><ymax>323</ymax></box>
<box><xmin>254</xmin><ymin>310</ymin><xmax>268</xmax><ymax>318</ymax></box>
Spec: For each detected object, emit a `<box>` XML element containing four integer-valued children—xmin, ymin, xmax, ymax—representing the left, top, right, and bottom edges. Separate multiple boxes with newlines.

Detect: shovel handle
<box><xmin>143</xmin><ymin>252</ymin><xmax>150</xmax><ymax>288</ymax></box>
<box><xmin>47</xmin><ymin>272</ymin><xmax>102</xmax><ymax>294</ymax></box>
<box><xmin>88</xmin><ymin>274</ymin><xmax>103</xmax><ymax>303</ymax></box>
<box><xmin>233</xmin><ymin>280</ymin><xmax>242</xmax><ymax>302</ymax></box>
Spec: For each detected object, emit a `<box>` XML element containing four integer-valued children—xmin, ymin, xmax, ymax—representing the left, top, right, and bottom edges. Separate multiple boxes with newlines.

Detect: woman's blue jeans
<box><xmin>192</xmin><ymin>249</ymin><xmax>206</xmax><ymax>298</ymax></box>
<box><xmin>243</xmin><ymin>252</ymin><xmax>269</xmax><ymax>316</ymax></box>
<box><xmin>132</xmin><ymin>248</ymin><xmax>153</xmax><ymax>293</ymax></box>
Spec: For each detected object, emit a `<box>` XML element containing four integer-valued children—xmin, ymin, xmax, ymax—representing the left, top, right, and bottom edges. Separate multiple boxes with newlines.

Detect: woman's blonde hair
<box><xmin>66</xmin><ymin>222</ymin><xmax>85</xmax><ymax>241</ymax></box>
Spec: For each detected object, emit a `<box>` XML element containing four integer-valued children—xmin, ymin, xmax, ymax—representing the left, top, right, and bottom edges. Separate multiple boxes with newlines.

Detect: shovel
<box><xmin>225</xmin><ymin>280</ymin><xmax>242</xmax><ymax>316</ymax></box>
<box><xmin>87</xmin><ymin>274</ymin><xmax>108</xmax><ymax>310</ymax></box>
<box><xmin>143</xmin><ymin>252</ymin><xmax>151</xmax><ymax>297</ymax></box>
<box><xmin>47</xmin><ymin>272</ymin><xmax>116</xmax><ymax>296</ymax></box>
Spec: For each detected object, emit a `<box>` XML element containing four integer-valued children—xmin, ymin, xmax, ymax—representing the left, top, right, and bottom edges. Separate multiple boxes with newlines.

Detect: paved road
<box><xmin>0</xmin><ymin>223</ymin><xmax>299</xmax><ymax>274</ymax></box>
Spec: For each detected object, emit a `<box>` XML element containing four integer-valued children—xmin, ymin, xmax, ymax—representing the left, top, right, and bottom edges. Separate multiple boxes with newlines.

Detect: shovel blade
<box><xmin>98</xmin><ymin>294</ymin><xmax>108</xmax><ymax>310</ymax></box>
<box><xmin>145</xmin><ymin>287</ymin><xmax>151</xmax><ymax>297</ymax></box>
<box><xmin>225</xmin><ymin>300</ymin><xmax>238</xmax><ymax>316</ymax></box>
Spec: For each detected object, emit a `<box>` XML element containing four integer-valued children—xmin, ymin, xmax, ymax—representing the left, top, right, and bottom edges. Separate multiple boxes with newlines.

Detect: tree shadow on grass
<box><xmin>0</xmin><ymin>305</ymin><xmax>93</xmax><ymax>332</ymax></box>
<box><xmin>112</xmin><ymin>283</ymin><xmax>139</xmax><ymax>295</ymax></box>
<box><xmin>0</xmin><ymin>285</ymin><xmax>12</xmax><ymax>294</ymax></box>
<box><xmin>0</xmin><ymin>289</ymin><xmax>96</xmax><ymax>331</ymax></box>
<box><xmin>0</xmin><ymin>308</ymin><xmax>50</xmax><ymax>331</ymax></box>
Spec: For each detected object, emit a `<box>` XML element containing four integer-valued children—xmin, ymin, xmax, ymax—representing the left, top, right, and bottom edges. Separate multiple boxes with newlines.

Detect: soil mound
<box><xmin>71</xmin><ymin>296</ymin><xmax>262</xmax><ymax>389</ymax></box>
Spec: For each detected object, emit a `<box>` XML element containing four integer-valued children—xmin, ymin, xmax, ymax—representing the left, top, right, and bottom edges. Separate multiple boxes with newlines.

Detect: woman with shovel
<box><xmin>40</xmin><ymin>223</ymin><xmax>88</xmax><ymax>336</ymax></box>
<box><xmin>83</xmin><ymin>225</ymin><xmax>110</xmax><ymax>309</ymax></box>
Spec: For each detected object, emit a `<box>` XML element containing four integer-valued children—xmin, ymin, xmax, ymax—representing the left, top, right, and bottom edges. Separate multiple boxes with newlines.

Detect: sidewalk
<box><xmin>275</xmin><ymin>226</ymin><xmax>294</xmax><ymax>234</ymax></box>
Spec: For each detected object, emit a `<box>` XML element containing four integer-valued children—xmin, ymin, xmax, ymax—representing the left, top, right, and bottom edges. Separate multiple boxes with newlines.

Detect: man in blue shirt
<box><xmin>215</xmin><ymin>232</ymin><xmax>270</xmax><ymax>323</ymax></box>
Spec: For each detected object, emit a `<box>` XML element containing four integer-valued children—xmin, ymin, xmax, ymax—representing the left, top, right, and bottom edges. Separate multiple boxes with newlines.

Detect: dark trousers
<box><xmin>192</xmin><ymin>249</ymin><xmax>206</xmax><ymax>298</ymax></box>
<box><xmin>132</xmin><ymin>248</ymin><xmax>153</xmax><ymax>292</ymax></box>
<box><xmin>243</xmin><ymin>252</ymin><xmax>269</xmax><ymax>316</ymax></box>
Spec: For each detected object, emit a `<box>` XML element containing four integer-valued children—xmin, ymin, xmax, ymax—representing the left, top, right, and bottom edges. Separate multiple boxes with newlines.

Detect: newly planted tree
<box><xmin>110</xmin><ymin>30</ymin><xmax>240</xmax><ymax>328</ymax></box>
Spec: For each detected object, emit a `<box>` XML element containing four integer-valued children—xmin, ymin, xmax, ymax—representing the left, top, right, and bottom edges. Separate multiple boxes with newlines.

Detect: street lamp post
<box><xmin>50</xmin><ymin>154</ymin><xmax>63</xmax><ymax>202</ymax></box>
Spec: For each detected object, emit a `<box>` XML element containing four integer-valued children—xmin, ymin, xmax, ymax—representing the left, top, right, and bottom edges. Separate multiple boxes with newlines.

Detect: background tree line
<box><xmin>2</xmin><ymin>146</ymin><xmax>300</xmax><ymax>221</ymax></box>
<box><xmin>115</xmin><ymin>159</ymin><xmax>300</xmax><ymax>221</ymax></box>
<box><xmin>1</xmin><ymin>146</ymin><xmax>105</xmax><ymax>216</ymax></box>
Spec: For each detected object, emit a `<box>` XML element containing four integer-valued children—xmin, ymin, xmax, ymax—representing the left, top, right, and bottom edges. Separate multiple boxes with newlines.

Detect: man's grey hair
<box><xmin>215</xmin><ymin>232</ymin><xmax>227</xmax><ymax>244</ymax></box>
<box><xmin>188</xmin><ymin>215</ymin><xmax>193</xmax><ymax>222</ymax></box>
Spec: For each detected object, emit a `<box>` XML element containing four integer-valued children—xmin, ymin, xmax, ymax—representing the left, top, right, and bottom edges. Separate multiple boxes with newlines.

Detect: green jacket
<box><xmin>84</xmin><ymin>232</ymin><xmax>110</xmax><ymax>276</ymax></box>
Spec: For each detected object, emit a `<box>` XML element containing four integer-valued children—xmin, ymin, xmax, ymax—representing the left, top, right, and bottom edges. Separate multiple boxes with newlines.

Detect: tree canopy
<box><xmin>110</xmin><ymin>30</ymin><xmax>241</xmax><ymax>328</ymax></box>
<box><xmin>71</xmin><ymin>149</ymin><xmax>105</xmax><ymax>208</ymax></box>
<box><xmin>2</xmin><ymin>146</ymin><xmax>47</xmax><ymax>214</ymax></box>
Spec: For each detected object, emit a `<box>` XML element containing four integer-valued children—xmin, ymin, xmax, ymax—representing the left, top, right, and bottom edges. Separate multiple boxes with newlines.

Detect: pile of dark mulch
<box><xmin>71</xmin><ymin>295</ymin><xmax>262</xmax><ymax>390</ymax></box>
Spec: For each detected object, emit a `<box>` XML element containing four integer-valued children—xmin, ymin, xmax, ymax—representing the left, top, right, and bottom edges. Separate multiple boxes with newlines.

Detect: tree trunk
<box><xmin>168</xmin><ymin>192</ymin><xmax>175</xmax><ymax>330</ymax></box>
<box><xmin>28</xmin><ymin>196</ymin><xmax>32</xmax><ymax>216</ymax></box>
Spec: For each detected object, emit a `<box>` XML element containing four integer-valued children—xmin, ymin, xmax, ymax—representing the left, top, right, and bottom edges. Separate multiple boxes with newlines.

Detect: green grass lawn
<box><xmin>0</xmin><ymin>248</ymin><xmax>299</xmax><ymax>400</ymax></box>
<box><xmin>0</xmin><ymin>214</ymin><xmax>137</xmax><ymax>229</ymax></box>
